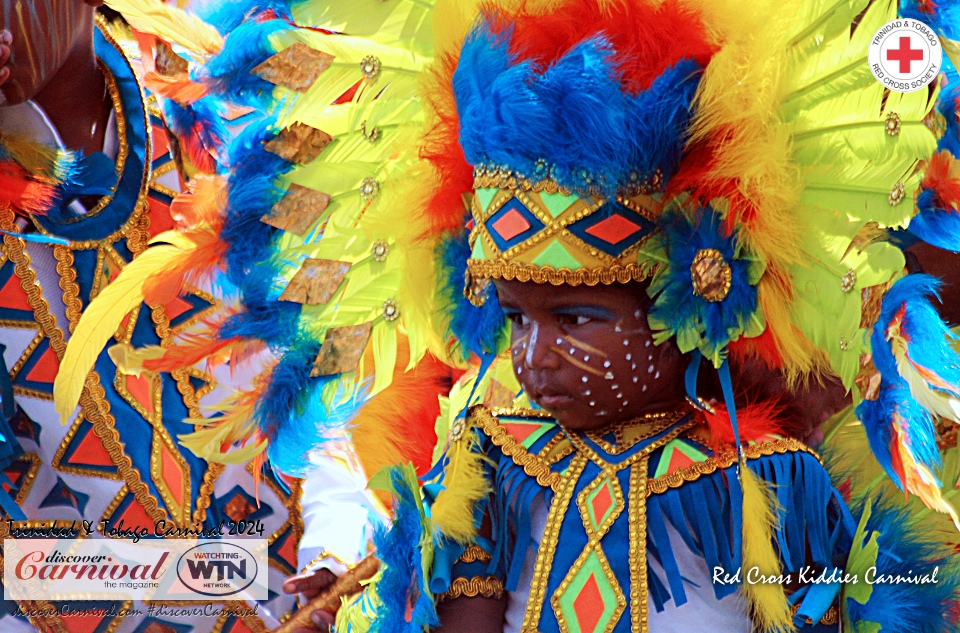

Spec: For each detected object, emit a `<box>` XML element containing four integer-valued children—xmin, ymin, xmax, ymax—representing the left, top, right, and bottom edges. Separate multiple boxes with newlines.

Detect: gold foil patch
<box><xmin>252</xmin><ymin>42</ymin><xmax>334</xmax><ymax>92</ymax></box>
<box><xmin>261</xmin><ymin>184</ymin><xmax>332</xmax><ymax>234</ymax></box>
<box><xmin>279</xmin><ymin>258</ymin><xmax>351</xmax><ymax>305</ymax></box>
<box><xmin>155</xmin><ymin>41</ymin><xmax>188</xmax><ymax>76</ymax></box>
<box><xmin>855</xmin><ymin>354</ymin><xmax>882</xmax><ymax>402</ymax></box>
<box><xmin>311</xmin><ymin>322</ymin><xmax>374</xmax><ymax>377</ymax></box>
<box><xmin>264</xmin><ymin>123</ymin><xmax>333</xmax><ymax>165</ymax></box>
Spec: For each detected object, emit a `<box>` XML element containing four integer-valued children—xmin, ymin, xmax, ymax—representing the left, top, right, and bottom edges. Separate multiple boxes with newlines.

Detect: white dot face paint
<box><xmin>584</xmin><ymin>390</ymin><xmax>591</xmax><ymax>396</ymax></box>
<box><xmin>570</xmin><ymin>348</ymin><xmax>576</xmax><ymax>355</ymax></box>
<box><xmin>589</xmin><ymin>401</ymin><xmax>596</xmax><ymax>407</ymax></box>
<box><xmin>604</xmin><ymin>372</ymin><xmax>614</xmax><ymax>380</ymax></box>
<box><xmin>611</xmin><ymin>384</ymin><xmax>619</xmax><ymax>390</ymax></box>
<box><xmin>623</xmin><ymin>401</ymin><xmax>629</xmax><ymax>406</ymax></box>
<box><xmin>642</xmin><ymin>384</ymin><xmax>648</xmax><ymax>392</ymax></box>
<box><xmin>582</xmin><ymin>376</ymin><xmax>589</xmax><ymax>383</ymax></box>
<box><xmin>634</xmin><ymin>310</ymin><xmax>641</xmax><ymax>319</ymax></box>
<box><xmin>616</xmin><ymin>393</ymin><xmax>623</xmax><ymax>399</ymax></box>
<box><xmin>631</xmin><ymin>363</ymin><xmax>637</xmax><ymax>370</ymax></box>
<box><xmin>584</xmin><ymin>355</ymin><xmax>590</xmax><ymax>362</ymax></box>
<box><xmin>647</xmin><ymin>354</ymin><xmax>653</xmax><ymax>361</ymax></box>
<box><xmin>648</xmin><ymin>365</ymin><xmax>655</xmax><ymax>374</ymax></box>
<box><xmin>626</xmin><ymin>353</ymin><xmax>632</xmax><ymax>361</ymax></box>
<box><xmin>615</xmin><ymin>325</ymin><xmax>622</xmax><ymax>333</ymax></box>
<box><xmin>517</xmin><ymin>367</ymin><xmax>523</xmax><ymax>374</ymax></box>
<box><xmin>645</xmin><ymin>341</ymin><xmax>651</xmax><ymax>347</ymax></box>
<box><xmin>633</xmin><ymin>377</ymin><xmax>639</xmax><ymax>383</ymax></box>
<box><xmin>556</xmin><ymin>338</ymin><xmax>563</xmax><ymax>345</ymax></box>
<box><xmin>603</xmin><ymin>361</ymin><xmax>611</xmax><ymax>368</ymax></box>
<box><xmin>623</xmin><ymin>340</ymin><xmax>629</xmax><ymax>346</ymax></box>
<box><xmin>655</xmin><ymin>371</ymin><xmax>660</xmax><ymax>380</ymax></box>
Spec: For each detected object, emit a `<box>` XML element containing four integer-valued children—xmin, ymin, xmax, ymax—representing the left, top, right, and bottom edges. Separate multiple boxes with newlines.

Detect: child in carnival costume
<box><xmin>338</xmin><ymin>0</ymin><xmax>960</xmax><ymax>631</ymax></box>
<box><xmin>54</xmin><ymin>0</ymin><xmax>960</xmax><ymax>631</ymax></box>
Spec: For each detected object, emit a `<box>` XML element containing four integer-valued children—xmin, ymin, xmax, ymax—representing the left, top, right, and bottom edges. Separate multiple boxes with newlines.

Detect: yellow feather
<box><xmin>53</xmin><ymin>245</ymin><xmax>184</xmax><ymax>424</ymax></box>
<box><xmin>740</xmin><ymin>467</ymin><xmax>795</xmax><ymax>633</ymax></box>
<box><xmin>431</xmin><ymin>420</ymin><xmax>491</xmax><ymax>544</ymax></box>
<box><xmin>103</xmin><ymin>0</ymin><xmax>222</xmax><ymax>55</ymax></box>
<box><xmin>107</xmin><ymin>342</ymin><xmax>165</xmax><ymax>378</ymax></box>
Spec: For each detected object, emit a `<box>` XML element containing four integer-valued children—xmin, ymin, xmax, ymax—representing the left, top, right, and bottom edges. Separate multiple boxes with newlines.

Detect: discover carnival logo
<box><xmin>869</xmin><ymin>18</ymin><xmax>943</xmax><ymax>93</ymax></box>
<box><xmin>4</xmin><ymin>538</ymin><xmax>268</xmax><ymax>601</ymax></box>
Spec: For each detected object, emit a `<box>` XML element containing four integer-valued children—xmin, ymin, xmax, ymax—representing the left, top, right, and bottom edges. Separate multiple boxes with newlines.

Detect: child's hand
<box><xmin>0</xmin><ymin>31</ymin><xmax>12</xmax><ymax>93</ymax></box>
<box><xmin>282</xmin><ymin>569</ymin><xmax>338</xmax><ymax>632</ymax></box>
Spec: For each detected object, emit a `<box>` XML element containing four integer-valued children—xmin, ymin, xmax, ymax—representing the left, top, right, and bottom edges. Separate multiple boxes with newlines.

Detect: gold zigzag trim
<box><xmin>473</xmin><ymin>405</ymin><xmax>562</xmax><ymax>492</ymax></box>
<box><xmin>467</xmin><ymin>259</ymin><xmax>654</xmax><ymax>286</ymax></box>
<box><xmin>459</xmin><ymin>544</ymin><xmax>493</xmax><ymax>564</ymax></box>
<box><xmin>440</xmin><ymin>576</ymin><xmax>505</xmax><ymax>600</ymax></box>
<box><xmin>646</xmin><ymin>436</ymin><xmax>821</xmax><ymax>497</ymax></box>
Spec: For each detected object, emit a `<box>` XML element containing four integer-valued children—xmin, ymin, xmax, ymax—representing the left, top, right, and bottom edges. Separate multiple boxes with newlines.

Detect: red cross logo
<box><xmin>887</xmin><ymin>36</ymin><xmax>925</xmax><ymax>74</ymax></box>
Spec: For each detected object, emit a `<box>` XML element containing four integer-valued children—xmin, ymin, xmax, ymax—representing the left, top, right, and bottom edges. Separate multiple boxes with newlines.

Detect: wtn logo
<box><xmin>184</xmin><ymin>558</ymin><xmax>247</xmax><ymax>581</ymax></box>
<box><xmin>176</xmin><ymin>542</ymin><xmax>260</xmax><ymax>597</ymax></box>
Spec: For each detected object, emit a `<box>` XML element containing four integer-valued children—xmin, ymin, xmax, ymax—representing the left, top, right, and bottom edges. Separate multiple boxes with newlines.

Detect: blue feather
<box><xmin>845</xmin><ymin>497</ymin><xmax>960</xmax><ymax>633</ymax></box>
<box><xmin>453</xmin><ymin>22</ymin><xmax>703</xmax><ymax>196</ymax></box>
<box><xmin>197</xmin><ymin>20</ymin><xmax>289</xmax><ymax>106</ymax></box>
<box><xmin>438</xmin><ymin>230</ymin><xmax>508</xmax><ymax>359</ymax></box>
<box><xmin>371</xmin><ymin>467</ymin><xmax>439</xmax><ymax>633</ymax></box>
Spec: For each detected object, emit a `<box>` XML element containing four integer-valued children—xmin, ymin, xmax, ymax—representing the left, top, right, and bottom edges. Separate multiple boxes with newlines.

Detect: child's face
<box><xmin>495</xmin><ymin>279</ymin><xmax>686</xmax><ymax>431</ymax></box>
<box><xmin>0</xmin><ymin>0</ymin><xmax>93</xmax><ymax>105</ymax></box>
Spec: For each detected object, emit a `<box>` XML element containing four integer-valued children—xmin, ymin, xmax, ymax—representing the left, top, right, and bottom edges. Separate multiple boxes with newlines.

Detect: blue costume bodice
<box><xmin>432</xmin><ymin>406</ymin><xmax>854</xmax><ymax>632</ymax></box>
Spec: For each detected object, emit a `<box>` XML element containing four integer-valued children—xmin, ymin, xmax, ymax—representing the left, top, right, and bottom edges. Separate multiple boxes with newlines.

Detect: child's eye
<box><xmin>557</xmin><ymin>314</ymin><xmax>593</xmax><ymax>326</ymax></box>
<box><xmin>506</xmin><ymin>312</ymin><xmax>530</xmax><ymax>327</ymax></box>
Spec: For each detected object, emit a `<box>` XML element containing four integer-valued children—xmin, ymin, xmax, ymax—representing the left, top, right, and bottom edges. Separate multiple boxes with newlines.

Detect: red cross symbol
<box><xmin>887</xmin><ymin>36</ymin><xmax>924</xmax><ymax>74</ymax></box>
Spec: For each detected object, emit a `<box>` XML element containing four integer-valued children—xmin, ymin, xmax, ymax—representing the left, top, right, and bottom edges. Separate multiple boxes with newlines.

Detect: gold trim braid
<box><xmin>439</xmin><ymin>576</ymin><xmax>505</xmax><ymax>600</ymax></box>
<box><xmin>473</xmin><ymin>405</ymin><xmax>563</xmax><ymax>492</ymax></box>
<box><xmin>467</xmin><ymin>259</ymin><xmax>654</xmax><ymax>286</ymax></box>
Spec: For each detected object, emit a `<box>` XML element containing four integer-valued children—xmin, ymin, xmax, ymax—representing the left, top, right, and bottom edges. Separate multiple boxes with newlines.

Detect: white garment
<box><xmin>504</xmin><ymin>497</ymin><xmax>753</xmax><ymax>633</ymax></box>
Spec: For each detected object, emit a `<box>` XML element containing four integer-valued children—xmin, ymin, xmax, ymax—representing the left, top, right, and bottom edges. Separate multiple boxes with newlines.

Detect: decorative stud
<box><xmin>360</xmin><ymin>55</ymin><xmax>381</xmax><ymax>79</ymax></box>
<box><xmin>360</xmin><ymin>178</ymin><xmax>380</xmax><ymax>201</ymax></box>
<box><xmin>382</xmin><ymin>298</ymin><xmax>399</xmax><ymax>321</ymax></box>
<box><xmin>841</xmin><ymin>269</ymin><xmax>857</xmax><ymax>294</ymax></box>
<box><xmin>690</xmin><ymin>248</ymin><xmax>732</xmax><ymax>302</ymax></box>
<box><xmin>604</xmin><ymin>372</ymin><xmax>614</xmax><ymax>380</ymax></box>
<box><xmin>361</xmin><ymin>120</ymin><xmax>380</xmax><ymax>142</ymax></box>
<box><xmin>885</xmin><ymin>111</ymin><xmax>901</xmax><ymax>136</ymax></box>
<box><xmin>372</xmin><ymin>240</ymin><xmax>390</xmax><ymax>262</ymax></box>
<box><xmin>839</xmin><ymin>335</ymin><xmax>849</xmax><ymax>351</ymax></box>
<box><xmin>450</xmin><ymin>418</ymin><xmax>467</xmax><ymax>442</ymax></box>
<box><xmin>463</xmin><ymin>269</ymin><xmax>490</xmax><ymax>307</ymax></box>
<box><xmin>888</xmin><ymin>182</ymin><xmax>905</xmax><ymax>206</ymax></box>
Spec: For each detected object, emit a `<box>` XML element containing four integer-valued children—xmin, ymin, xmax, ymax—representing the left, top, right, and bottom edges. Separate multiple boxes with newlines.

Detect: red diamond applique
<box><xmin>584</xmin><ymin>214</ymin><xmax>641</xmax><ymax>245</ymax></box>
<box><xmin>590</xmin><ymin>483</ymin><xmax>614</xmax><ymax>527</ymax></box>
<box><xmin>573</xmin><ymin>572</ymin><xmax>605</xmax><ymax>633</ymax></box>
<box><xmin>491</xmin><ymin>208</ymin><xmax>532</xmax><ymax>241</ymax></box>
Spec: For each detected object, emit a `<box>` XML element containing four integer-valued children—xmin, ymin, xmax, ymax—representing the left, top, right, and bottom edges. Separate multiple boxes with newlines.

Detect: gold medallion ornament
<box><xmin>690</xmin><ymin>248</ymin><xmax>732</xmax><ymax>302</ymax></box>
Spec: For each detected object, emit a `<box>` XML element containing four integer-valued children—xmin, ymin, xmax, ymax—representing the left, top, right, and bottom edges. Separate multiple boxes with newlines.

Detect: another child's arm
<box><xmin>434</xmin><ymin>595</ymin><xmax>507</xmax><ymax>633</ymax></box>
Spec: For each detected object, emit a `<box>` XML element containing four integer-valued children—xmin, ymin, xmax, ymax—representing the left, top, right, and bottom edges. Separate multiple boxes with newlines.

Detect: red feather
<box><xmin>0</xmin><ymin>161</ymin><xmax>56</xmax><ymax>215</ymax></box>
<box><xmin>700</xmin><ymin>401</ymin><xmax>788</xmax><ymax>455</ymax></box>
<box><xmin>483</xmin><ymin>0</ymin><xmax>715</xmax><ymax>94</ymax></box>
<box><xmin>921</xmin><ymin>150</ymin><xmax>960</xmax><ymax>213</ymax></box>
<box><xmin>143</xmin><ymin>335</ymin><xmax>240</xmax><ymax>373</ymax></box>
<box><xmin>419</xmin><ymin>54</ymin><xmax>476</xmax><ymax>237</ymax></box>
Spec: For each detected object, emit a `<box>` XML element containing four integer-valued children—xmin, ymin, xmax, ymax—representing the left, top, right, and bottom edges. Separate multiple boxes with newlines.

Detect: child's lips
<box><xmin>533</xmin><ymin>391</ymin><xmax>575</xmax><ymax>408</ymax></box>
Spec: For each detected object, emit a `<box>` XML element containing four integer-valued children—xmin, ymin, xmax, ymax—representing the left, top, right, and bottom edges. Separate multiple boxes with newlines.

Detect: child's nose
<box><xmin>523</xmin><ymin>322</ymin><xmax>562</xmax><ymax>370</ymax></box>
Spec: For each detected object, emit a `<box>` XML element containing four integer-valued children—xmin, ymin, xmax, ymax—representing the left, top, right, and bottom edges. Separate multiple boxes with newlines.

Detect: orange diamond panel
<box><xmin>584</xmin><ymin>214</ymin><xmax>641</xmax><ymax>245</ymax></box>
<box><xmin>491</xmin><ymin>208</ymin><xmax>532</xmax><ymax>241</ymax></box>
<box><xmin>590</xmin><ymin>483</ymin><xmax>614</xmax><ymax>528</ymax></box>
